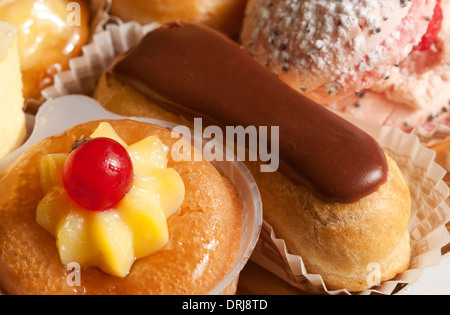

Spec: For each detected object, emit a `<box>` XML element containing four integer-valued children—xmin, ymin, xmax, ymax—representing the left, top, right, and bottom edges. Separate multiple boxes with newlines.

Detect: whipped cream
<box><xmin>370</xmin><ymin>0</ymin><xmax>450</xmax><ymax>112</ymax></box>
<box><xmin>328</xmin><ymin>0</ymin><xmax>450</xmax><ymax>130</ymax></box>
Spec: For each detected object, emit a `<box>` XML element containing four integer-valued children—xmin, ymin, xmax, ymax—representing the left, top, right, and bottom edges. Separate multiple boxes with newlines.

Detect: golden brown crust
<box><xmin>94</xmin><ymin>73</ymin><xmax>193</xmax><ymax>127</ymax></box>
<box><xmin>93</xmin><ymin>74</ymin><xmax>412</xmax><ymax>292</ymax></box>
<box><xmin>246</xmin><ymin>155</ymin><xmax>411</xmax><ymax>292</ymax></box>
<box><xmin>0</xmin><ymin>119</ymin><xmax>242</xmax><ymax>295</ymax></box>
<box><xmin>109</xmin><ymin>0</ymin><xmax>247</xmax><ymax>37</ymax></box>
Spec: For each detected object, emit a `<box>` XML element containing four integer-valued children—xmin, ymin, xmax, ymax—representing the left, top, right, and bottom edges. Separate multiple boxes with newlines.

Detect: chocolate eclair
<box><xmin>94</xmin><ymin>23</ymin><xmax>411</xmax><ymax>292</ymax></box>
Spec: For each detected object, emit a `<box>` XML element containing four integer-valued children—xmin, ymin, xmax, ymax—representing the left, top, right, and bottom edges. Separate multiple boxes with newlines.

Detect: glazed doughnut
<box><xmin>240</xmin><ymin>0</ymin><xmax>437</xmax><ymax>104</ymax></box>
<box><xmin>94</xmin><ymin>23</ymin><xmax>412</xmax><ymax>291</ymax></box>
<box><xmin>109</xmin><ymin>0</ymin><xmax>247</xmax><ymax>37</ymax></box>
<box><xmin>0</xmin><ymin>0</ymin><xmax>90</xmax><ymax>112</ymax></box>
<box><xmin>0</xmin><ymin>119</ymin><xmax>242</xmax><ymax>295</ymax></box>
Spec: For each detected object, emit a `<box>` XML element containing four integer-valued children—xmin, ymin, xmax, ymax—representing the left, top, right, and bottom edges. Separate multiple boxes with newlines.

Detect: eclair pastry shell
<box><xmin>251</xmin><ymin>154</ymin><xmax>411</xmax><ymax>292</ymax></box>
<box><xmin>94</xmin><ymin>73</ymin><xmax>411</xmax><ymax>292</ymax></box>
<box><xmin>0</xmin><ymin>119</ymin><xmax>242</xmax><ymax>295</ymax></box>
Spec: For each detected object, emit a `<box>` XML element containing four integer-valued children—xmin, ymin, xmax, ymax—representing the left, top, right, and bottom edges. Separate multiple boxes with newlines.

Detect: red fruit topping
<box><xmin>415</xmin><ymin>0</ymin><xmax>443</xmax><ymax>51</ymax></box>
<box><xmin>63</xmin><ymin>137</ymin><xmax>134</xmax><ymax>211</ymax></box>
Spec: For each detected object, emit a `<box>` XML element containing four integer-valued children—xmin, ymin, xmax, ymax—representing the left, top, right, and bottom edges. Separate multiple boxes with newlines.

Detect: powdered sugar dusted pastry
<box><xmin>241</xmin><ymin>0</ymin><xmax>436</xmax><ymax>104</ymax></box>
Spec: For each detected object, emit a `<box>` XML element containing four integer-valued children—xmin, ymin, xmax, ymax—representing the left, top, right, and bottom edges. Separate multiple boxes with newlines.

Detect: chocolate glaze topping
<box><xmin>111</xmin><ymin>23</ymin><xmax>388</xmax><ymax>203</ymax></box>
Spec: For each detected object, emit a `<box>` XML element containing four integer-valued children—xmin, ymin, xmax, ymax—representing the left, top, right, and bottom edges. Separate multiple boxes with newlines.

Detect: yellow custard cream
<box><xmin>37</xmin><ymin>122</ymin><xmax>185</xmax><ymax>277</ymax></box>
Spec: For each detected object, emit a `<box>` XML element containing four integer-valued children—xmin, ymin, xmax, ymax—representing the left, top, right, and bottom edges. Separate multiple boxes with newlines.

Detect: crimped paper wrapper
<box><xmin>253</xmin><ymin>120</ymin><xmax>450</xmax><ymax>295</ymax></box>
<box><xmin>39</xmin><ymin>20</ymin><xmax>450</xmax><ymax>295</ymax></box>
<box><xmin>412</xmin><ymin>124</ymin><xmax>450</xmax><ymax>148</ymax></box>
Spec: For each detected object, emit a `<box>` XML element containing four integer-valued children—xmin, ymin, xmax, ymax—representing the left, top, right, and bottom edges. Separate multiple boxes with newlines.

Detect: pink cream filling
<box><xmin>312</xmin><ymin>0</ymin><xmax>436</xmax><ymax>101</ymax></box>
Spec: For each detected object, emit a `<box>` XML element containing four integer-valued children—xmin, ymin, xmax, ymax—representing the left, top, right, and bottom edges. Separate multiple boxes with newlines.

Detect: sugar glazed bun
<box><xmin>0</xmin><ymin>120</ymin><xmax>242</xmax><ymax>295</ymax></box>
<box><xmin>110</xmin><ymin>0</ymin><xmax>247</xmax><ymax>37</ymax></box>
<box><xmin>241</xmin><ymin>0</ymin><xmax>437</xmax><ymax>104</ymax></box>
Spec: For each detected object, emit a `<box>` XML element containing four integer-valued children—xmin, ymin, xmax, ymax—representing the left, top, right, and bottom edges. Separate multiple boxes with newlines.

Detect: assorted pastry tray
<box><xmin>1</xmin><ymin>0</ymin><xmax>450</xmax><ymax>295</ymax></box>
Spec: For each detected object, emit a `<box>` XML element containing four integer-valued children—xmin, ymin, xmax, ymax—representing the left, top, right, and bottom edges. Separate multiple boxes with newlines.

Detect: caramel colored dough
<box><xmin>0</xmin><ymin>119</ymin><xmax>242</xmax><ymax>295</ymax></box>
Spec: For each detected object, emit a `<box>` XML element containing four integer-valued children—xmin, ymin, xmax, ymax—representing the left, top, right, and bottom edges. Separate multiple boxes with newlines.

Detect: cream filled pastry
<box><xmin>94</xmin><ymin>23</ymin><xmax>412</xmax><ymax>292</ymax></box>
<box><xmin>0</xmin><ymin>119</ymin><xmax>242</xmax><ymax>294</ymax></box>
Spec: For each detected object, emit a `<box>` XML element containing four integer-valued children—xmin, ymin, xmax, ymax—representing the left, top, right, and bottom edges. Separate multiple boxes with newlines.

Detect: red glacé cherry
<box><xmin>63</xmin><ymin>137</ymin><xmax>134</xmax><ymax>211</ymax></box>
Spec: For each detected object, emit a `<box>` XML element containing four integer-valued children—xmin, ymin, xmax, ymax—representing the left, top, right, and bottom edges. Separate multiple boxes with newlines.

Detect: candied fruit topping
<box><xmin>37</xmin><ymin>122</ymin><xmax>185</xmax><ymax>277</ymax></box>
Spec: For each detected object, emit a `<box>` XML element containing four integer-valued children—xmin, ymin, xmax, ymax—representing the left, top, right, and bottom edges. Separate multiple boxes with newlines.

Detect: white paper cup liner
<box><xmin>38</xmin><ymin>19</ymin><xmax>450</xmax><ymax>295</ymax></box>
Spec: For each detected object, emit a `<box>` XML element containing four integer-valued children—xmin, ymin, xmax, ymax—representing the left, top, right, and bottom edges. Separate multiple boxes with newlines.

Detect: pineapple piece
<box><xmin>36</xmin><ymin>187</ymin><xmax>71</xmax><ymax>238</ymax></box>
<box><xmin>127</xmin><ymin>136</ymin><xmax>169</xmax><ymax>177</ymax></box>
<box><xmin>119</xmin><ymin>185</ymin><xmax>169</xmax><ymax>258</ymax></box>
<box><xmin>57</xmin><ymin>210</ymin><xmax>93</xmax><ymax>267</ymax></box>
<box><xmin>90</xmin><ymin>122</ymin><xmax>128</xmax><ymax>147</ymax></box>
<box><xmin>39</xmin><ymin>153</ymin><xmax>68</xmax><ymax>193</ymax></box>
<box><xmin>91</xmin><ymin>211</ymin><xmax>135</xmax><ymax>278</ymax></box>
<box><xmin>153</xmin><ymin>169</ymin><xmax>185</xmax><ymax>218</ymax></box>
<box><xmin>133</xmin><ymin>169</ymin><xmax>185</xmax><ymax>218</ymax></box>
